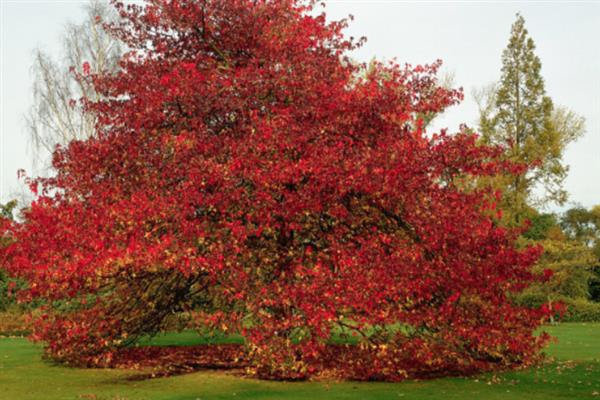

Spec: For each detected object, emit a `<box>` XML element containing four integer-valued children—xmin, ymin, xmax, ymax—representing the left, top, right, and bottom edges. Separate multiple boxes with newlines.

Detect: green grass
<box><xmin>543</xmin><ymin>323</ymin><xmax>600</xmax><ymax>361</ymax></box>
<box><xmin>138</xmin><ymin>330</ymin><xmax>244</xmax><ymax>347</ymax></box>
<box><xmin>1</xmin><ymin>324</ymin><xmax>599</xmax><ymax>400</ymax></box>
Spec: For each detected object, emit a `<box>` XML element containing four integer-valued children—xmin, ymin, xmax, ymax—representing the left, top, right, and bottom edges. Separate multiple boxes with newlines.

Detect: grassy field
<box><xmin>1</xmin><ymin>324</ymin><xmax>599</xmax><ymax>400</ymax></box>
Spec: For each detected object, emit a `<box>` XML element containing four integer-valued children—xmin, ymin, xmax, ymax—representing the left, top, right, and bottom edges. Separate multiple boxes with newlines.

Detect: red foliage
<box><xmin>101</xmin><ymin>344</ymin><xmax>248</xmax><ymax>378</ymax></box>
<box><xmin>0</xmin><ymin>0</ymin><xmax>551</xmax><ymax>380</ymax></box>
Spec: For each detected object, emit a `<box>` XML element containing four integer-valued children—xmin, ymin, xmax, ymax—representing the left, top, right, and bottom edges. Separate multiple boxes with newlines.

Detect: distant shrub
<box><xmin>514</xmin><ymin>292</ymin><xmax>547</xmax><ymax>309</ymax></box>
<box><xmin>0</xmin><ymin>307</ymin><xmax>31</xmax><ymax>336</ymax></box>
<box><xmin>515</xmin><ymin>293</ymin><xmax>600</xmax><ymax>322</ymax></box>
<box><xmin>561</xmin><ymin>298</ymin><xmax>600</xmax><ymax>322</ymax></box>
<box><xmin>0</xmin><ymin>269</ymin><xmax>17</xmax><ymax>311</ymax></box>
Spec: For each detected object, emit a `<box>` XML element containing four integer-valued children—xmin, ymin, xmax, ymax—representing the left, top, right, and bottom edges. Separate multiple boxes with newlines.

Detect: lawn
<box><xmin>1</xmin><ymin>324</ymin><xmax>599</xmax><ymax>400</ymax></box>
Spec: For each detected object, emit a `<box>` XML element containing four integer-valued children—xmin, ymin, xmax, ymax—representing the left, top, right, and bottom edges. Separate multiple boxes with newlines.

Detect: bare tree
<box><xmin>26</xmin><ymin>0</ymin><xmax>123</xmax><ymax>165</ymax></box>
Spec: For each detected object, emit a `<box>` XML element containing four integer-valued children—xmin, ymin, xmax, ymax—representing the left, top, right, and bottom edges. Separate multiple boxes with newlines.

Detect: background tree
<box><xmin>561</xmin><ymin>205</ymin><xmax>600</xmax><ymax>302</ymax></box>
<box><xmin>518</xmin><ymin>206</ymin><xmax>600</xmax><ymax>320</ymax></box>
<box><xmin>26</xmin><ymin>0</ymin><xmax>123</xmax><ymax>166</ymax></box>
<box><xmin>0</xmin><ymin>200</ymin><xmax>18</xmax><ymax>311</ymax></box>
<box><xmin>561</xmin><ymin>206</ymin><xmax>600</xmax><ymax>246</ymax></box>
<box><xmin>477</xmin><ymin>14</ymin><xmax>584</xmax><ymax>225</ymax></box>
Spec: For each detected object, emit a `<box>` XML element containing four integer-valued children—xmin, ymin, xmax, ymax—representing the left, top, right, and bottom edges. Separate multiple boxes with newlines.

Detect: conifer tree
<box><xmin>478</xmin><ymin>14</ymin><xmax>584</xmax><ymax>224</ymax></box>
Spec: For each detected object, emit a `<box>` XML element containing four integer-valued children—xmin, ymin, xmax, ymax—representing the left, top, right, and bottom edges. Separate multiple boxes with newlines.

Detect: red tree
<box><xmin>1</xmin><ymin>0</ymin><xmax>550</xmax><ymax>379</ymax></box>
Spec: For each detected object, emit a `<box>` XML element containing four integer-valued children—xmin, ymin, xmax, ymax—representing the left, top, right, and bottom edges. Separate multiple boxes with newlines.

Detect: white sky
<box><xmin>1</xmin><ymin>0</ymin><xmax>599</xmax><ymax>211</ymax></box>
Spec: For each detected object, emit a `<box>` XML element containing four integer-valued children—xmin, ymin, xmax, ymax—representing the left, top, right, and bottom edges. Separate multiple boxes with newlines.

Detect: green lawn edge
<box><xmin>1</xmin><ymin>323</ymin><xmax>598</xmax><ymax>400</ymax></box>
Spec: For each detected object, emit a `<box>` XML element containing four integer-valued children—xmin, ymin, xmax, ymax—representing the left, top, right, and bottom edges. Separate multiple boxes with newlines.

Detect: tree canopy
<box><xmin>1</xmin><ymin>0</ymin><xmax>551</xmax><ymax>380</ymax></box>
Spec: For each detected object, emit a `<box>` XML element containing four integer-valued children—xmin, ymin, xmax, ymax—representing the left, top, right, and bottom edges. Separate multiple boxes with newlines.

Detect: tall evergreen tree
<box><xmin>478</xmin><ymin>14</ymin><xmax>584</xmax><ymax>224</ymax></box>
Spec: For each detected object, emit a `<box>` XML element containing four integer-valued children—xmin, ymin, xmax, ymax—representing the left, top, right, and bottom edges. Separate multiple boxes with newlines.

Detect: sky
<box><xmin>1</xmin><ymin>0</ymin><xmax>599</xmax><ymax>211</ymax></box>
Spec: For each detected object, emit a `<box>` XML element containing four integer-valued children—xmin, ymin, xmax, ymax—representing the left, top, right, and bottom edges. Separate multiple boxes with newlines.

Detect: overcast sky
<box><xmin>1</xmin><ymin>0</ymin><xmax>599</xmax><ymax>211</ymax></box>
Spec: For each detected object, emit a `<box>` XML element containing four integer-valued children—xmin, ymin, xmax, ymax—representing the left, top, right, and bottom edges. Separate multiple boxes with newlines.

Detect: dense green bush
<box><xmin>0</xmin><ymin>271</ymin><xmax>17</xmax><ymax>311</ymax></box>
<box><xmin>514</xmin><ymin>292</ymin><xmax>547</xmax><ymax>309</ymax></box>
<box><xmin>523</xmin><ymin>213</ymin><xmax>560</xmax><ymax>241</ymax></box>
<box><xmin>561</xmin><ymin>298</ymin><xmax>600</xmax><ymax>322</ymax></box>
<box><xmin>590</xmin><ymin>265</ymin><xmax>600</xmax><ymax>302</ymax></box>
<box><xmin>515</xmin><ymin>293</ymin><xmax>600</xmax><ymax>322</ymax></box>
